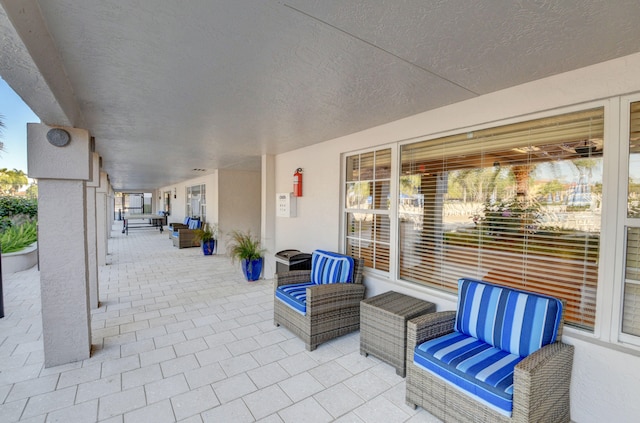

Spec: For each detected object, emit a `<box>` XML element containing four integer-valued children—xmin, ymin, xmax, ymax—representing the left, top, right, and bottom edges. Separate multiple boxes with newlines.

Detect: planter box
<box><xmin>1</xmin><ymin>242</ymin><xmax>38</xmax><ymax>274</ymax></box>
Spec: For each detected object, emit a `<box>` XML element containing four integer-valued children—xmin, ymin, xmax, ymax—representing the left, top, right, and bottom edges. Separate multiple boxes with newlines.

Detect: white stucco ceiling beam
<box><xmin>0</xmin><ymin>0</ymin><xmax>81</xmax><ymax>127</ymax></box>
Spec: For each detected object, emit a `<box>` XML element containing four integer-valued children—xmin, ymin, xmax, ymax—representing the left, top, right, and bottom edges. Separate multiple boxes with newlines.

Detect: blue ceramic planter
<box><xmin>201</xmin><ymin>239</ymin><xmax>216</xmax><ymax>255</ymax></box>
<box><xmin>242</xmin><ymin>258</ymin><xmax>263</xmax><ymax>281</ymax></box>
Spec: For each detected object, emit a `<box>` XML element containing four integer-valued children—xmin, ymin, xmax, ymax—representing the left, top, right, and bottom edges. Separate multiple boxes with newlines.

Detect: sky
<box><xmin>0</xmin><ymin>77</ymin><xmax>39</xmax><ymax>174</ymax></box>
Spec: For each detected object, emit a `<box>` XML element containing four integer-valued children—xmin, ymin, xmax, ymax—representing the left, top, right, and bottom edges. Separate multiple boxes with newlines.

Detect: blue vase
<box><xmin>242</xmin><ymin>258</ymin><xmax>263</xmax><ymax>281</ymax></box>
<box><xmin>201</xmin><ymin>240</ymin><xmax>216</xmax><ymax>255</ymax></box>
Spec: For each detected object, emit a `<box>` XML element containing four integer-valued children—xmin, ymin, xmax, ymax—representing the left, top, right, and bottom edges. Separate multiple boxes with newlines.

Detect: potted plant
<box><xmin>193</xmin><ymin>222</ymin><xmax>219</xmax><ymax>255</ymax></box>
<box><xmin>226</xmin><ymin>229</ymin><xmax>265</xmax><ymax>281</ymax></box>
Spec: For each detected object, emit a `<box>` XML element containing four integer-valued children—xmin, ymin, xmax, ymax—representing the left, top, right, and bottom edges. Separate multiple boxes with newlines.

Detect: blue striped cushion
<box><xmin>310</xmin><ymin>250</ymin><xmax>354</xmax><ymax>285</ymax></box>
<box><xmin>414</xmin><ymin>331</ymin><xmax>524</xmax><ymax>416</ymax></box>
<box><xmin>455</xmin><ymin>278</ymin><xmax>562</xmax><ymax>357</ymax></box>
<box><xmin>275</xmin><ymin>282</ymin><xmax>315</xmax><ymax>315</ymax></box>
<box><xmin>188</xmin><ymin>219</ymin><xmax>201</xmax><ymax>229</ymax></box>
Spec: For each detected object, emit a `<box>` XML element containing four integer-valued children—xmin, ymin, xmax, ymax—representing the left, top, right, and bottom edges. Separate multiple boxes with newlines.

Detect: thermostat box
<box><xmin>276</xmin><ymin>192</ymin><xmax>296</xmax><ymax>217</ymax></box>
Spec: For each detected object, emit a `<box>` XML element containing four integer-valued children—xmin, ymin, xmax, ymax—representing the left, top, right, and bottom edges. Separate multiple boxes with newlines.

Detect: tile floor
<box><xmin>0</xmin><ymin>223</ymin><xmax>440</xmax><ymax>422</ymax></box>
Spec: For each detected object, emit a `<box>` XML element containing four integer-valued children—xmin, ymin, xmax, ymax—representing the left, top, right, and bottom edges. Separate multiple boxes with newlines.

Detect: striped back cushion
<box><xmin>310</xmin><ymin>250</ymin><xmax>354</xmax><ymax>285</ymax></box>
<box><xmin>183</xmin><ymin>217</ymin><xmax>191</xmax><ymax>225</ymax></box>
<box><xmin>455</xmin><ymin>278</ymin><xmax>563</xmax><ymax>357</ymax></box>
<box><xmin>188</xmin><ymin>219</ymin><xmax>201</xmax><ymax>230</ymax></box>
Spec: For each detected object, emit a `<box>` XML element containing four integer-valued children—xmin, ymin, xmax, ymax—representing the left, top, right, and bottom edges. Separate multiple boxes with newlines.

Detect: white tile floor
<box><xmin>0</xmin><ymin>223</ymin><xmax>441</xmax><ymax>422</ymax></box>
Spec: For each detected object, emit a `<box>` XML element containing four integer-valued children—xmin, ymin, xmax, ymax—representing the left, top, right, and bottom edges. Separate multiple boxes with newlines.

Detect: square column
<box><xmin>86</xmin><ymin>153</ymin><xmax>101</xmax><ymax>309</ymax></box>
<box><xmin>27</xmin><ymin>124</ymin><xmax>92</xmax><ymax>367</ymax></box>
<box><xmin>96</xmin><ymin>171</ymin><xmax>109</xmax><ymax>266</ymax></box>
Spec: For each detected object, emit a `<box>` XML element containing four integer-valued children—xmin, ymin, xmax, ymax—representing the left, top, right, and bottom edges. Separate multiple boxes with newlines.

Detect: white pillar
<box><xmin>261</xmin><ymin>154</ymin><xmax>276</xmax><ymax>279</ymax></box>
<box><xmin>96</xmin><ymin>171</ymin><xmax>109</xmax><ymax>266</ymax></box>
<box><xmin>86</xmin><ymin>153</ymin><xmax>100</xmax><ymax>309</ymax></box>
<box><xmin>27</xmin><ymin>124</ymin><xmax>92</xmax><ymax>367</ymax></box>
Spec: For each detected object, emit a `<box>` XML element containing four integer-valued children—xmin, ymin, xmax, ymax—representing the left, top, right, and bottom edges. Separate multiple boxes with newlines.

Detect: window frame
<box><xmin>616</xmin><ymin>95</ymin><xmax>640</xmax><ymax>347</ymax></box>
<box><xmin>186</xmin><ymin>183</ymin><xmax>206</xmax><ymax>222</ymax></box>
<box><xmin>340</xmin><ymin>99</ymin><xmax>638</xmax><ymax>342</ymax></box>
<box><xmin>342</xmin><ymin>147</ymin><xmax>397</xmax><ymax>275</ymax></box>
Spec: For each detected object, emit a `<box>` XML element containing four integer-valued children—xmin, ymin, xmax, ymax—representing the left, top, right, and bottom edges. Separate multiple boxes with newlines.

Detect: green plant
<box><xmin>0</xmin><ymin>196</ymin><xmax>38</xmax><ymax>219</ymax></box>
<box><xmin>226</xmin><ymin>229</ymin><xmax>265</xmax><ymax>263</ymax></box>
<box><xmin>193</xmin><ymin>222</ymin><xmax>219</xmax><ymax>243</ymax></box>
<box><xmin>0</xmin><ymin>221</ymin><xmax>38</xmax><ymax>253</ymax></box>
<box><xmin>474</xmin><ymin>198</ymin><xmax>541</xmax><ymax>237</ymax></box>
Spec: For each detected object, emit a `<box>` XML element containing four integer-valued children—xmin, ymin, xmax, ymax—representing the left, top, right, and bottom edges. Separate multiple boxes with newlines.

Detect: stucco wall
<box><xmin>158</xmin><ymin>169</ymin><xmax>261</xmax><ymax>260</ymax></box>
<box><xmin>218</xmin><ymin>169</ymin><xmax>262</xmax><ymax>259</ymax></box>
<box><xmin>273</xmin><ymin>52</ymin><xmax>640</xmax><ymax>422</ymax></box>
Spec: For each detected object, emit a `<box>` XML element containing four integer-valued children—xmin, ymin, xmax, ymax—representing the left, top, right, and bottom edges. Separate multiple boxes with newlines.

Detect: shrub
<box><xmin>0</xmin><ymin>196</ymin><xmax>38</xmax><ymax>219</ymax></box>
<box><xmin>0</xmin><ymin>221</ymin><xmax>38</xmax><ymax>253</ymax></box>
<box><xmin>0</xmin><ymin>196</ymin><xmax>38</xmax><ymax>233</ymax></box>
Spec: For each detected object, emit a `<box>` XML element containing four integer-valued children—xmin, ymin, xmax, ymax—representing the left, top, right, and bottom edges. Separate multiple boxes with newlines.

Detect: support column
<box><xmin>27</xmin><ymin>124</ymin><xmax>92</xmax><ymax>367</ymax></box>
<box><xmin>261</xmin><ymin>154</ymin><xmax>276</xmax><ymax>279</ymax></box>
<box><xmin>96</xmin><ymin>171</ymin><xmax>109</xmax><ymax>266</ymax></box>
<box><xmin>86</xmin><ymin>153</ymin><xmax>100</xmax><ymax>309</ymax></box>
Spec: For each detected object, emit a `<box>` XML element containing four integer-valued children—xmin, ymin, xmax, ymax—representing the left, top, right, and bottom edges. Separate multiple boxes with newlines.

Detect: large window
<box><xmin>399</xmin><ymin>108</ymin><xmax>603</xmax><ymax>330</ymax></box>
<box><xmin>186</xmin><ymin>184</ymin><xmax>206</xmax><ymax>222</ymax></box>
<box><xmin>345</xmin><ymin>149</ymin><xmax>391</xmax><ymax>272</ymax></box>
<box><xmin>345</xmin><ymin>108</ymin><xmax>605</xmax><ymax>330</ymax></box>
<box><xmin>622</xmin><ymin>102</ymin><xmax>640</xmax><ymax>337</ymax></box>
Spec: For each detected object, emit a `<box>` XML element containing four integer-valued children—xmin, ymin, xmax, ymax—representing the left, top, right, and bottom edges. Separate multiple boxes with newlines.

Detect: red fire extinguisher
<box><xmin>293</xmin><ymin>168</ymin><xmax>303</xmax><ymax>197</ymax></box>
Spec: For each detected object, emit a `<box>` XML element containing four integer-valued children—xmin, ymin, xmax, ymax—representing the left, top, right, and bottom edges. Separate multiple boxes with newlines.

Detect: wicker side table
<box><xmin>360</xmin><ymin>291</ymin><xmax>435</xmax><ymax>377</ymax></box>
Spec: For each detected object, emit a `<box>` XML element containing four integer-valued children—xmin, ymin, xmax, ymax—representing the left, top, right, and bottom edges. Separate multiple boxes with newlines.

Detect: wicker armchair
<box><xmin>171</xmin><ymin>219</ymin><xmax>202</xmax><ymax>249</ymax></box>
<box><xmin>168</xmin><ymin>217</ymin><xmax>191</xmax><ymax>239</ymax></box>
<box><xmin>274</xmin><ymin>251</ymin><xmax>365</xmax><ymax>351</ymax></box>
<box><xmin>405</xmin><ymin>279</ymin><xmax>574</xmax><ymax>423</ymax></box>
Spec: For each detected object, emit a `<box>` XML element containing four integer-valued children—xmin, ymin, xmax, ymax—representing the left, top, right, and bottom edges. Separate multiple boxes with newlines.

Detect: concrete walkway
<box><xmin>0</xmin><ymin>223</ymin><xmax>438</xmax><ymax>422</ymax></box>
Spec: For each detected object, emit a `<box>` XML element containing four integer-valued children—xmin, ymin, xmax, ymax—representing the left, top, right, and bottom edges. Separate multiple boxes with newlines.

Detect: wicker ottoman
<box><xmin>360</xmin><ymin>291</ymin><xmax>435</xmax><ymax>377</ymax></box>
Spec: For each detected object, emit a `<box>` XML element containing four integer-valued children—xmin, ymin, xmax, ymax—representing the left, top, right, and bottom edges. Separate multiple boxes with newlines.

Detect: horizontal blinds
<box><xmin>626</xmin><ymin>227</ymin><xmax>640</xmax><ymax>281</ymax></box>
<box><xmin>623</xmin><ymin>227</ymin><xmax>640</xmax><ymax>336</ymax></box>
<box><xmin>345</xmin><ymin>149</ymin><xmax>391</xmax><ymax>273</ymax></box>
<box><xmin>399</xmin><ymin>108</ymin><xmax>603</xmax><ymax>329</ymax></box>
<box><xmin>629</xmin><ymin>102</ymin><xmax>640</xmax><ymax>217</ymax></box>
<box><xmin>630</xmin><ymin>102</ymin><xmax>640</xmax><ymax>152</ymax></box>
<box><xmin>402</xmin><ymin>108</ymin><xmax>603</xmax><ymax>163</ymax></box>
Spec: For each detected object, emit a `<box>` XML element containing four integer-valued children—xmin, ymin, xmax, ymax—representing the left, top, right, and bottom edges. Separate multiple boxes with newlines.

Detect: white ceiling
<box><xmin>2</xmin><ymin>0</ymin><xmax>640</xmax><ymax>190</ymax></box>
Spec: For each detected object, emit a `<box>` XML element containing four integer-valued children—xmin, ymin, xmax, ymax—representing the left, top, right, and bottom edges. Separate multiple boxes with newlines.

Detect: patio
<box><xmin>0</xmin><ymin>223</ymin><xmax>438</xmax><ymax>422</ymax></box>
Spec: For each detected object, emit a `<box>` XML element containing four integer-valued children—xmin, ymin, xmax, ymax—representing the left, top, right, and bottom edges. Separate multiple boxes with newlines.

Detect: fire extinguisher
<box><xmin>293</xmin><ymin>168</ymin><xmax>303</xmax><ymax>197</ymax></box>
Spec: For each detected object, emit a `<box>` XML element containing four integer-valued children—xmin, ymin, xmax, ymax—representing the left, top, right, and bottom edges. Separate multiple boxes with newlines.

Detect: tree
<box><xmin>0</xmin><ymin>168</ymin><xmax>28</xmax><ymax>195</ymax></box>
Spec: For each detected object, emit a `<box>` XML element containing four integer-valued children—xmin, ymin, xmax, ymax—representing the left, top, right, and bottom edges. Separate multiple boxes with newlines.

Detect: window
<box><xmin>622</xmin><ymin>101</ymin><xmax>640</xmax><ymax>337</ymax></box>
<box><xmin>186</xmin><ymin>184</ymin><xmax>206</xmax><ymax>222</ymax></box>
<box><xmin>399</xmin><ymin>108</ymin><xmax>603</xmax><ymax>330</ymax></box>
<box><xmin>344</xmin><ymin>149</ymin><xmax>391</xmax><ymax>272</ymax></box>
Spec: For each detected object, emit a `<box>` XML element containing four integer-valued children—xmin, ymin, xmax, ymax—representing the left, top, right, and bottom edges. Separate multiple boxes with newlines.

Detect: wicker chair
<box><xmin>405</xmin><ymin>279</ymin><xmax>574</xmax><ymax>423</ymax></box>
<box><xmin>168</xmin><ymin>217</ymin><xmax>191</xmax><ymax>239</ymax></box>
<box><xmin>274</xmin><ymin>251</ymin><xmax>365</xmax><ymax>351</ymax></box>
<box><xmin>171</xmin><ymin>219</ymin><xmax>202</xmax><ymax>249</ymax></box>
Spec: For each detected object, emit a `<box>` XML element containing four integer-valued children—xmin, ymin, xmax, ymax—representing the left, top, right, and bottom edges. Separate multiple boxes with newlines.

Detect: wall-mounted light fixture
<box><xmin>46</xmin><ymin>128</ymin><xmax>71</xmax><ymax>147</ymax></box>
<box><xmin>173</xmin><ymin>188</ymin><xmax>177</xmax><ymax>199</ymax></box>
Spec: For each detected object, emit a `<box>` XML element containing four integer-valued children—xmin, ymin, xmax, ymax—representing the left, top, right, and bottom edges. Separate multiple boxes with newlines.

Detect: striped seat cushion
<box><xmin>310</xmin><ymin>250</ymin><xmax>354</xmax><ymax>285</ymax></box>
<box><xmin>275</xmin><ymin>282</ymin><xmax>316</xmax><ymax>315</ymax></box>
<box><xmin>414</xmin><ymin>331</ymin><xmax>524</xmax><ymax>416</ymax></box>
<box><xmin>455</xmin><ymin>278</ymin><xmax>563</xmax><ymax>357</ymax></box>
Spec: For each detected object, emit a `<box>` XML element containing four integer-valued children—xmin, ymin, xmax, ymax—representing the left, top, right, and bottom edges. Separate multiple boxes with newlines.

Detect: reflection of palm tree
<box><xmin>0</xmin><ymin>113</ymin><xmax>5</xmax><ymax>153</ymax></box>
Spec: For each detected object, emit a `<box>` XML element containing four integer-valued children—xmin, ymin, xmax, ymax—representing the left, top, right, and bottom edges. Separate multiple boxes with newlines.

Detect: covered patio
<box><xmin>2</xmin><ymin>2</ymin><xmax>640</xmax><ymax>422</ymax></box>
<box><xmin>0</xmin><ymin>224</ymin><xmax>434</xmax><ymax>422</ymax></box>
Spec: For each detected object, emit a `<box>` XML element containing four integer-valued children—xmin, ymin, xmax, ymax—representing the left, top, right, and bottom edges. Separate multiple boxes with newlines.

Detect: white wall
<box><xmin>158</xmin><ymin>172</ymin><xmax>217</xmax><ymax>226</ymax></box>
<box><xmin>273</xmin><ymin>52</ymin><xmax>640</xmax><ymax>422</ymax></box>
<box><xmin>158</xmin><ymin>169</ymin><xmax>261</xmax><ymax>261</ymax></box>
<box><xmin>218</xmin><ymin>169</ymin><xmax>261</xmax><ymax>257</ymax></box>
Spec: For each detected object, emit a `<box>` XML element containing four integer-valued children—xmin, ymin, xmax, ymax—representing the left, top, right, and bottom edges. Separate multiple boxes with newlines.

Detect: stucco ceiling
<box><xmin>2</xmin><ymin>0</ymin><xmax>640</xmax><ymax>190</ymax></box>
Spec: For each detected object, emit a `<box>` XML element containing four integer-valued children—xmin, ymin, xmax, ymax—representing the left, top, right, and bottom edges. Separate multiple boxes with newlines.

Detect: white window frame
<box><xmin>615</xmin><ymin>94</ymin><xmax>640</xmax><ymax>347</ymax></box>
